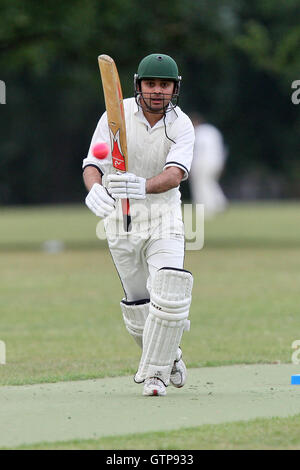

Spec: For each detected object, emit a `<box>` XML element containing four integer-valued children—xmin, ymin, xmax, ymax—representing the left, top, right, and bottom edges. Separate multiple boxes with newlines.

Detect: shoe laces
<box><xmin>150</xmin><ymin>377</ymin><xmax>164</xmax><ymax>387</ymax></box>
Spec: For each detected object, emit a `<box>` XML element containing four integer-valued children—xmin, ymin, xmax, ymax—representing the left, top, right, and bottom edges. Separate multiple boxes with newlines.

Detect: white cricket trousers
<box><xmin>107</xmin><ymin>234</ymin><xmax>185</xmax><ymax>302</ymax></box>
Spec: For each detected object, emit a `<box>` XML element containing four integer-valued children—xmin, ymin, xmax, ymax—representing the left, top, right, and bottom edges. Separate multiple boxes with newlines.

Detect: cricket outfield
<box><xmin>0</xmin><ymin>203</ymin><xmax>300</xmax><ymax>449</ymax></box>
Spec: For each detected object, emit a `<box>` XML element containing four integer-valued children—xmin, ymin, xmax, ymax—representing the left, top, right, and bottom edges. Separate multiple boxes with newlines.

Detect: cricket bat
<box><xmin>98</xmin><ymin>54</ymin><xmax>132</xmax><ymax>232</ymax></box>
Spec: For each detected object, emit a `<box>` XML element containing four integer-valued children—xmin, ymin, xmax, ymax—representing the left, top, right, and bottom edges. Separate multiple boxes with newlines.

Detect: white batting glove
<box><xmin>85</xmin><ymin>183</ymin><xmax>116</xmax><ymax>218</ymax></box>
<box><xmin>107</xmin><ymin>172</ymin><xmax>146</xmax><ymax>200</ymax></box>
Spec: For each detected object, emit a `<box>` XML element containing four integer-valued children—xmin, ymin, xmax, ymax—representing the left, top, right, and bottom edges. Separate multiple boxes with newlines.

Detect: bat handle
<box><xmin>121</xmin><ymin>198</ymin><xmax>132</xmax><ymax>232</ymax></box>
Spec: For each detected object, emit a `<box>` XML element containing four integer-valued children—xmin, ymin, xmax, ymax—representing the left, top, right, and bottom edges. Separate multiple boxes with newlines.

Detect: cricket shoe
<box><xmin>143</xmin><ymin>377</ymin><xmax>166</xmax><ymax>396</ymax></box>
<box><xmin>170</xmin><ymin>349</ymin><xmax>187</xmax><ymax>388</ymax></box>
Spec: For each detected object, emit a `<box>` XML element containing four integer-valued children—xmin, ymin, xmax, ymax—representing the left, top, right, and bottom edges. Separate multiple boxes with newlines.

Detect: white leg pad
<box><xmin>120</xmin><ymin>300</ymin><xmax>149</xmax><ymax>348</ymax></box>
<box><xmin>135</xmin><ymin>268</ymin><xmax>193</xmax><ymax>385</ymax></box>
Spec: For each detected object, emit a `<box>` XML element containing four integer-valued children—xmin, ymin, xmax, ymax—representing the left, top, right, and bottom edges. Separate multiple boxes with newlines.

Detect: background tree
<box><xmin>0</xmin><ymin>0</ymin><xmax>299</xmax><ymax>204</ymax></box>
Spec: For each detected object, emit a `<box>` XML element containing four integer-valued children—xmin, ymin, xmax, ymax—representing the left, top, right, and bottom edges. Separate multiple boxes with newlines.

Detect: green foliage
<box><xmin>0</xmin><ymin>0</ymin><xmax>299</xmax><ymax>203</ymax></box>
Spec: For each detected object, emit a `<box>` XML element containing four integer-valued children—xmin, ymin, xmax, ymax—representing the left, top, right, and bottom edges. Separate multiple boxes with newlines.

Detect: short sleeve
<box><xmin>163</xmin><ymin>113</ymin><xmax>195</xmax><ymax>181</ymax></box>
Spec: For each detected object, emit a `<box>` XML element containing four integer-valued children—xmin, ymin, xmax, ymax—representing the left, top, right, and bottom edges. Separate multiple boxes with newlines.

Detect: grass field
<box><xmin>1</xmin><ymin>201</ymin><xmax>300</xmax><ymax>449</ymax></box>
<box><xmin>13</xmin><ymin>414</ymin><xmax>300</xmax><ymax>450</ymax></box>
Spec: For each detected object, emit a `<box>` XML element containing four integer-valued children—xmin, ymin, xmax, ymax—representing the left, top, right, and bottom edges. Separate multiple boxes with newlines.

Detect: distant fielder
<box><xmin>189</xmin><ymin>113</ymin><xmax>227</xmax><ymax>218</ymax></box>
<box><xmin>83</xmin><ymin>53</ymin><xmax>195</xmax><ymax>396</ymax></box>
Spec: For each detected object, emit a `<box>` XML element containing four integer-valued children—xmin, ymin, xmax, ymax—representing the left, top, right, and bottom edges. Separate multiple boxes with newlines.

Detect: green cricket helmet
<box><xmin>134</xmin><ymin>53</ymin><xmax>182</xmax><ymax>112</ymax></box>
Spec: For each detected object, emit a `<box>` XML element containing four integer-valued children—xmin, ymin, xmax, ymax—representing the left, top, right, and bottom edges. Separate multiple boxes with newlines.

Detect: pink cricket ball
<box><xmin>92</xmin><ymin>142</ymin><xmax>110</xmax><ymax>160</ymax></box>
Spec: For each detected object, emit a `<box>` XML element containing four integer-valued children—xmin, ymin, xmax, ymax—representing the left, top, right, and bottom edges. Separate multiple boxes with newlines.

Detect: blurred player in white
<box><xmin>189</xmin><ymin>113</ymin><xmax>227</xmax><ymax>218</ymax></box>
<box><xmin>83</xmin><ymin>54</ymin><xmax>194</xmax><ymax>396</ymax></box>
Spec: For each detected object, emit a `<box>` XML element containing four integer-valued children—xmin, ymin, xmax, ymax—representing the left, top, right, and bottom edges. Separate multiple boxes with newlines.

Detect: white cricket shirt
<box><xmin>82</xmin><ymin>97</ymin><xmax>195</xmax><ymax>231</ymax></box>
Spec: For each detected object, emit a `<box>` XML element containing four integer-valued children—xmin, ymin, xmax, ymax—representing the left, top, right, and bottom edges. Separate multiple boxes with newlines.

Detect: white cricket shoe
<box><xmin>143</xmin><ymin>377</ymin><xmax>166</xmax><ymax>396</ymax></box>
<box><xmin>170</xmin><ymin>350</ymin><xmax>187</xmax><ymax>388</ymax></box>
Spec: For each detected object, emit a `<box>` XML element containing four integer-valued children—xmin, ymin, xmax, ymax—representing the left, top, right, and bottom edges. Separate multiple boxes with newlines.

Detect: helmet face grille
<box><xmin>134</xmin><ymin>54</ymin><xmax>181</xmax><ymax>113</ymax></box>
<box><xmin>134</xmin><ymin>78</ymin><xmax>181</xmax><ymax>114</ymax></box>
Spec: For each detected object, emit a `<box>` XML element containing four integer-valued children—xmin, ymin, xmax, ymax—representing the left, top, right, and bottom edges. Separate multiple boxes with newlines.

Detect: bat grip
<box><xmin>121</xmin><ymin>198</ymin><xmax>132</xmax><ymax>232</ymax></box>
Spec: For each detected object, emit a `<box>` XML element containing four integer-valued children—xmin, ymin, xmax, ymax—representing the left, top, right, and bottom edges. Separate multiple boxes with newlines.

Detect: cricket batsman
<box><xmin>83</xmin><ymin>53</ymin><xmax>195</xmax><ymax>396</ymax></box>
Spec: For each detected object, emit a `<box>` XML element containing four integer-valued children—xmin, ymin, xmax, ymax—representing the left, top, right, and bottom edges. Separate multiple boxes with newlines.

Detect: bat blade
<box><xmin>98</xmin><ymin>54</ymin><xmax>131</xmax><ymax>232</ymax></box>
